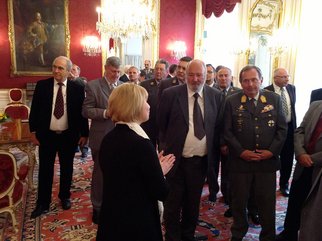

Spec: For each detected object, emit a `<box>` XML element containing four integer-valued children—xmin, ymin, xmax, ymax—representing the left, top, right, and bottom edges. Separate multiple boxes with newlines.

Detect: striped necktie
<box><xmin>281</xmin><ymin>88</ymin><xmax>289</xmax><ymax>117</ymax></box>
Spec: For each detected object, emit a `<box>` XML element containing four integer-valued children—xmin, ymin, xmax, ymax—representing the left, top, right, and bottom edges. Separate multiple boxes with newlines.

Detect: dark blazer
<box><xmin>223</xmin><ymin>90</ymin><xmax>288</xmax><ymax>172</ymax></box>
<box><xmin>310</xmin><ymin>88</ymin><xmax>322</xmax><ymax>103</ymax></box>
<box><xmin>265</xmin><ymin>84</ymin><xmax>297</xmax><ymax>129</ymax></box>
<box><xmin>157</xmin><ymin>77</ymin><xmax>181</xmax><ymax>102</ymax></box>
<box><xmin>29</xmin><ymin>77</ymin><xmax>89</xmax><ymax>140</ymax></box>
<box><xmin>140</xmin><ymin>78</ymin><xmax>160</xmax><ymax>146</ymax></box>
<box><xmin>216</xmin><ymin>86</ymin><xmax>241</xmax><ymax>95</ymax></box>
<box><xmin>96</xmin><ymin>124</ymin><xmax>168</xmax><ymax>241</ymax></box>
<box><xmin>119</xmin><ymin>74</ymin><xmax>129</xmax><ymax>83</ymax></box>
<box><xmin>158</xmin><ymin>84</ymin><xmax>222</xmax><ymax>177</ymax></box>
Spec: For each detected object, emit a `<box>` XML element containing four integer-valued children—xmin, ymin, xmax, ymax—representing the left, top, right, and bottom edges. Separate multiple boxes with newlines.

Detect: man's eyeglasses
<box><xmin>275</xmin><ymin>75</ymin><xmax>290</xmax><ymax>79</ymax></box>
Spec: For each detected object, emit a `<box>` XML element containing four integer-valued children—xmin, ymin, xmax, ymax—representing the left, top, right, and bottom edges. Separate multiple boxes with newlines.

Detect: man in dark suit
<box><xmin>167</xmin><ymin>63</ymin><xmax>177</xmax><ymax>78</ymax></box>
<box><xmin>119</xmin><ymin>65</ymin><xmax>130</xmax><ymax>82</ymax></box>
<box><xmin>265</xmin><ymin>68</ymin><xmax>297</xmax><ymax>197</ymax></box>
<box><xmin>140</xmin><ymin>58</ymin><xmax>169</xmax><ymax>147</ymax></box>
<box><xmin>224</xmin><ymin>65</ymin><xmax>287</xmax><ymax>241</ymax></box>
<box><xmin>208</xmin><ymin>66</ymin><xmax>241</xmax><ymax>204</ymax></box>
<box><xmin>29</xmin><ymin>56</ymin><xmax>89</xmax><ymax>218</ymax></box>
<box><xmin>82</xmin><ymin>56</ymin><xmax>123</xmax><ymax>224</ymax></box>
<box><xmin>158</xmin><ymin>56</ymin><xmax>192</xmax><ymax>102</ymax></box>
<box><xmin>158</xmin><ymin>59</ymin><xmax>222</xmax><ymax>241</ymax></box>
<box><xmin>205</xmin><ymin>64</ymin><xmax>217</xmax><ymax>88</ymax></box>
<box><xmin>276</xmin><ymin>88</ymin><xmax>322</xmax><ymax>241</ymax></box>
<box><xmin>142</xmin><ymin>59</ymin><xmax>154</xmax><ymax>80</ymax></box>
<box><xmin>69</xmin><ymin>63</ymin><xmax>89</xmax><ymax>158</ymax></box>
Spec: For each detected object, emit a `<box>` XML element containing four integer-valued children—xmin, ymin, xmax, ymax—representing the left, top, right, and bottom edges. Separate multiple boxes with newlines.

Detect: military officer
<box><xmin>140</xmin><ymin>59</ymin><xmax>169</xmax><ymax>147</ymax></box>
<box><xmin>223</xmin><ymin>65</ymin><xmax>287</xmax><ymax>241</ymax></box>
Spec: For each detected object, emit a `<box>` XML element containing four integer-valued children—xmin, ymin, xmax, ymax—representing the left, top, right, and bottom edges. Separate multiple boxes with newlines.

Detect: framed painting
<box><xmin>8</xmin><ymin>0</ymin><xmax>70</xmax><ymax>76</ymax></box>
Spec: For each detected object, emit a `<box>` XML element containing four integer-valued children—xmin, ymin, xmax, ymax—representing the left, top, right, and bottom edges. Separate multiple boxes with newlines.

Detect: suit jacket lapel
<box><xmin>178</xmin><ymin>85</ymin><xmax>189</xmax><ymax>126</ymax></box>
<box><xmin>48</xmin><ymin>78</ymin><xmax>55</xmax><ymax>112</ymax></box>
<box><xmin>203</xmin><ymin>87</ymin><xmax>213</xmax><ymax>131</ymax></box>
<box><xmin>286</xmin><ymin>85</ymin><xmax>295</xmax><ymax>104</ymax></box>
<box><xmin>99</xmin><ymin>77</ymin><xmax>110</xmax><ymax>97</ymax></box>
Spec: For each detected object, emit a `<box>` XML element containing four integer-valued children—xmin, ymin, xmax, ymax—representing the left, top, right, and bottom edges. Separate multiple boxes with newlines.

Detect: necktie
<box><xmin>281</xmin><ymin>88</ymin><xmax>289</xmax><ymax>117</ymax></box>
<box><xmin>306</xmin><ymin>115</ymin><xmax>322</xmax><ymax>154</ymax></box>
<box><xmin>249</xmin><ymin>98</ymin><xmax>256</xmax><ymax>114</ymax></box>
<box><xmin>54</xmin><ymin>83</ymin><xmax>64</xmax><ymax>119</ymax></box>
<box><xmin>223</xmin><ymin>89</ymin><xmax>227</xmax><ymax>96</ymax></box>
<box><xmin>193</xmin><ymin>93</ymin><xmax>205</xmax><ymax>140</ymax></box>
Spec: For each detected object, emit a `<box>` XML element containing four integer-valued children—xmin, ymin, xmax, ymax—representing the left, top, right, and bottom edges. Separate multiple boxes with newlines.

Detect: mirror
<box><xmin>248</xmin><ymin>0</ymin><xmax>283</xmax><ymax>86</ymax></box>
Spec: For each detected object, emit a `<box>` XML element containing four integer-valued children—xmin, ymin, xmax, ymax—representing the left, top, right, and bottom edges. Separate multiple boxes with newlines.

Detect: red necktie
<box><xmin>54</xmin><ymin>83</ymin><xmax>64</xmax><ymax>119</ymax></box>
<box><xmin>307</xmin><ymin>115</ymin><xmax>322</xmax><ymax>154</ymax></box>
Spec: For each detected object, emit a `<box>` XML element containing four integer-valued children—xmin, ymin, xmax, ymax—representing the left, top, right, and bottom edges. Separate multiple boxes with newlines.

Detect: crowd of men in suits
<box><xmin>28</xmin><ymin>55</ymin><xmax>322</xmax><ymax>241</ymax></box>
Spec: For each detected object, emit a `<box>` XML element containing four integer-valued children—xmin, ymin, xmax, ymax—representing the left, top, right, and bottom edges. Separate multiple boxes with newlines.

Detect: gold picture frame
<box><xmin>8</xmin><ymin>0</ymin><xmax>70</xmax><ymax>76</ymax></box>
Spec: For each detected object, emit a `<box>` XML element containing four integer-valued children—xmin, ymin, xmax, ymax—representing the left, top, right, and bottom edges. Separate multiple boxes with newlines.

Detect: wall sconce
<box><xmin>170</xmin><ymin>41</ymin><xmax>187</xmax><ymax>60</ymax></box>
<box><xmin>81</xmin><ymin>36</ymin><xmax>101</xmax><ymax>56</ymax></box>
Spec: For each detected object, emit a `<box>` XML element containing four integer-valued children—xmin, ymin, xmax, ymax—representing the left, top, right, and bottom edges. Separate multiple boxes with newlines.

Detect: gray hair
<box><xmin>105</xmin><ymin>56</ymin><xmax>121</xmax><ymax>68</ymax></box>
<box><xmin>53</xmin><ymin>56</ymin><xmax>72</xmax><ymax>71</ymax></box>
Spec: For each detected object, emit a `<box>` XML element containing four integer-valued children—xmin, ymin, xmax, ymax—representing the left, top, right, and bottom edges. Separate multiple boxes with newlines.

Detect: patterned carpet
<box><xmin>1</xmin><ymin>152</ymin><xmax>288</xmax><ymax>241</ymax></box>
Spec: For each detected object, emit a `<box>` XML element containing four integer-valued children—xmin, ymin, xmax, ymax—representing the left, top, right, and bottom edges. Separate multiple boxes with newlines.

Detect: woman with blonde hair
<box><xmin>96</xmin><ymin>83</ymin><xmax>175</xmax><ymax>241</ymax></box>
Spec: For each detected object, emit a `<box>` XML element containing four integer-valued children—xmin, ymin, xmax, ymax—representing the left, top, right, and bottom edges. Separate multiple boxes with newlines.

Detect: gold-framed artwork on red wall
<box><xmin>8</xmin><ymin>0</ymin><xmax>70</xmax><ymax>76</ymax></box>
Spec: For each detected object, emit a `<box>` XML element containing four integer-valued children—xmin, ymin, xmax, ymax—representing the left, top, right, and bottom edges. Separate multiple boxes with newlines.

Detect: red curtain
<box><xmin>202</xmin><ymin>0</ymin><xmax>242</xmax><ymax>18</ymax></box>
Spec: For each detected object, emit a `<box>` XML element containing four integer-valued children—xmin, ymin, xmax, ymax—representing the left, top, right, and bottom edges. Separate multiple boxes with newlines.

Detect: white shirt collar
<box><xmin>116</xmin><ymin>121</ymin><xmax>150</xmax><ymax>140</ymax></box>
<box><xmin>248</xmin><ymin>92</ymin><xmax>260</xmax><ymax>101</ymax></box>
<box><xmin>187</xmin><ymin>85</ymin><xmax>204</xmax><ymax>99</ymax></box>
<box><xmin>55</xmin><ymin>79</ymin><xmax>67</xmax><ymax>86</ymax></box>
<box><xmin>273</xmin><ymin>82</ymin><xmax>286</xmax><ymax>92</ymax></box>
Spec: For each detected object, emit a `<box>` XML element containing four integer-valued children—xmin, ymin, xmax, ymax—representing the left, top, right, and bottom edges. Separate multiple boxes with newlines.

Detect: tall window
<box><xmin>203</xmin><ymin>6</ymin><xmax>240</xmax><ymax>80</ymax></box>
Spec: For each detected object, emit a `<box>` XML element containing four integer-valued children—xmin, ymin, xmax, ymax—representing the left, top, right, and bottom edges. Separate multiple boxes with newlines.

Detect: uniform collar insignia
<box><xmin>241</xmin><ymin>95</ymin><xmax>247</xmax><ymax>103</ymax></box>
<box><xmin>260</xmin><ymin>95</ymin><xmax>267</xmax><ymax>103</ymax></box>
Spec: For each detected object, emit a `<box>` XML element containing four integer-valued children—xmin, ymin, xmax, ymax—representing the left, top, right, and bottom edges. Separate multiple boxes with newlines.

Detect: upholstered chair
<box><xmin>4</xmin><ymin>88</ymin><xmax>30</xmax><ymax>121</ymax></box>
<box><xmin>0</xmin><ymin>151</ymin><xmax>27</xmax><ymax>232</ymax></box>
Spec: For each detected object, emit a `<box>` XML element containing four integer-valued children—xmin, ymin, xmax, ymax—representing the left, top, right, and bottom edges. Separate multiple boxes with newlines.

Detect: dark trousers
<box><xmin>207</xmin><ymin>156</ymin><xmax>220</xmax><ymax>201</ymax></box>
<box><xmin>282</xmin><ymin>167</ymin><xmax>313</xmax><ymax>240</ymax></box>
<box><xmin>37</xmin><ymin>130</ymin><xmax>78</xmax><ymax>206</ymax></box>
<box><xmin>279</xmin><ymin>122</ymin><xmax>295</xmax><ymax>188</ymax></box>
<box><xmin>91</xmin><ymin>149</ymin><xmax>103</xmax><ymax>212</ymax></box>
<box><xmin>220</xmin><ymin>153</ymin><xmax>229</xmax><ymax>203</ymax></box>
<box><xmin>231</xmin><ymin>172</ymin><xmax>276</xmax><ymax>241</ymax></box>
<box><xmin>164</xmin><ymin>156</ymin><xmax>207</xmax><ymax>241</ymax></box>
<box><xmin>223</xmin><ymin>155</ymin><xmax>258</xmax><ymax>214</ymax></box>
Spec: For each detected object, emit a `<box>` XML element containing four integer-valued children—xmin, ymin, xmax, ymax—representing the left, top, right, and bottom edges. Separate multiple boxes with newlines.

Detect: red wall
<box><xmin>0</xmin><ymin>0</ymin><xmax>197</xmax><ymax>88</ymax></box>
<box><xmin>0</xmin><ymin>0</ymin><xmax>101</xmax><ymax>88</ymax></box>
<box><xmin>159</xmin><ymin>0</ymin><xmax>196</xmax><ymax>64</ymax></box>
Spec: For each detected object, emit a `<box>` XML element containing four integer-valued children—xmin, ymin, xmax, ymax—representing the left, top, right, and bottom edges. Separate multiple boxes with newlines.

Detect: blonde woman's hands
<box><xmin>158</xmin><ymin>150</ymin><xmax>175</xmax><ymax>175</ymax></box>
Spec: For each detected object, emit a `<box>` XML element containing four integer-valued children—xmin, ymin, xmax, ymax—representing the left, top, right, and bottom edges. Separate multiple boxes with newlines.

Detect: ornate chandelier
<box><xmin>96</xmin><ymin>0</ymin><xmax>156</xmax><ymax>42</ymax></box>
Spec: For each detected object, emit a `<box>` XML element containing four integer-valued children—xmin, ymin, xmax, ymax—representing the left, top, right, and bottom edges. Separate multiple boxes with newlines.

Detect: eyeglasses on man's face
<box><xmin>275</xmin><ymin>75</ymin><xmax>290</xmax><ymax>79</ymax></box>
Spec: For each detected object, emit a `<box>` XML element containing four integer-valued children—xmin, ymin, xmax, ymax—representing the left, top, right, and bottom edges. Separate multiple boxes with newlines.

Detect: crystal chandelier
<box><xmin>96</xmin><ymin>0</ymin><xmax>156</xmax><ymax>42</ymax></box>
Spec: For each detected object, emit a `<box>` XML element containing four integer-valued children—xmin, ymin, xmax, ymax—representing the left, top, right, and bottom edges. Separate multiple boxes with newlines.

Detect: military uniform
<box><xmin>223</xmin><ymin>90</ymin><xmax>287</xmax><ymax>240</ymax></box>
